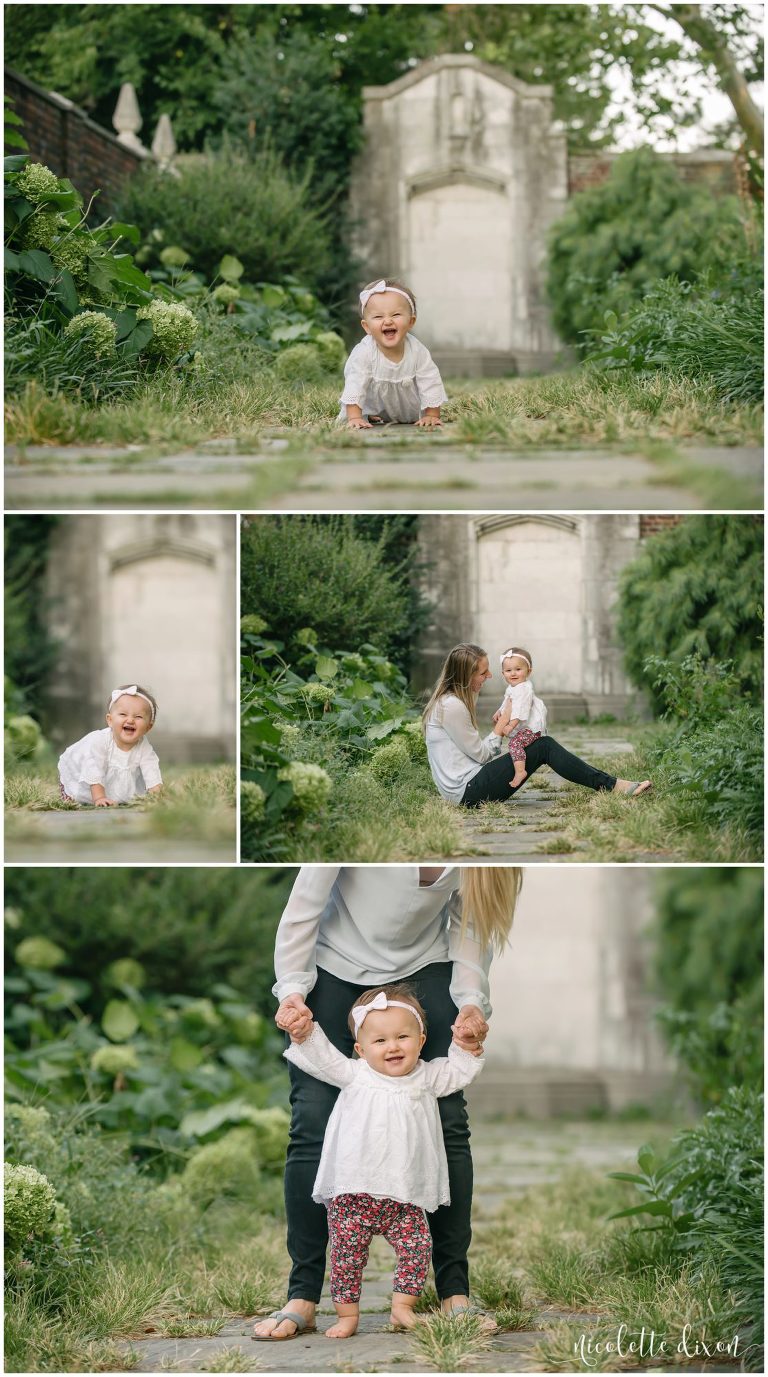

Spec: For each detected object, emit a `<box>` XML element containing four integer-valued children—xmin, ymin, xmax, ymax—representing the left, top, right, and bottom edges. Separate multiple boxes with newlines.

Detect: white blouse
<box><xmin>339</xmin><ymin>334</ymin><xmax>448</xmax><ymax>423</ymax></box>
<box><xmin>273</xmin><ymin>866</ymin><xmax>492</xmax><ymax>1018</ymax></box>
<box><xmin>58</xmin><ymin>728</ymin><xmax>162</xmax><ymax>805</ymax></box>
<box><xmin>499</xmin><ymin>681</ymin><xmax>548</xmax><ymax>737</ymax></box>
<box><xmin>425</xmin><ymin>695</ymin><xmax>505</xmax><ymax>804</ymax></box>
<box><xmin>284</xmin><ymin>1024</ymin><xmax>483</xmax><ymax>1211</ymax></box>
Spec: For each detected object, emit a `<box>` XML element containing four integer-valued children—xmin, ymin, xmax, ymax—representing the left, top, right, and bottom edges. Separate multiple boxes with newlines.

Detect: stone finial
<box><xmin>113</xmin><ymin>82</ymin><xmax>145</xmax><ymax>151</ymax></box>
<box><xmin>152</xmin><ymin>114</ymin><xmax>177</xmax><ymax>170</ymax></box>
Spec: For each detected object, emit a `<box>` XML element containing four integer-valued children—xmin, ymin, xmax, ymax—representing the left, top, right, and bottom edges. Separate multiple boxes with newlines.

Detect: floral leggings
<box><xmin>327</xmin><ymin>1193</ymin><xmax>432</xmax><ymax>1303</ymax></box>
<box><xmin>507</xmin><ymin>728</ymin><xmax>541</xmax><ymax>762</ymax></box>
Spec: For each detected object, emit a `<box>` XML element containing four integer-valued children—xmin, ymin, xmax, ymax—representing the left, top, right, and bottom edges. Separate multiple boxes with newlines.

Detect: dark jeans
<box><xmin>284</xmin><ymin>962</ymin><xmax>473</xmax><ymax>1302</ymax></box>
<box><xmin>461</xmin><ymin>734</ymin><xmax>616</xmax><ymax>807</ymax></box>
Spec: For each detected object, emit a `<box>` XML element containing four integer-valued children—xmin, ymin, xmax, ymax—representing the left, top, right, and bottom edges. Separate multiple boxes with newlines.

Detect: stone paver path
<box><xmin>5</xmin><ymin>438</ymin><xmax>762</xmax><ymax>511</ymax></box>
<box><xmin>3</xmin><ymin>807</ymin><xmax>235</xmax><ymax>863</ymax></box>
<box><xmin>124</xmin><ymin>1121</ymin><xmax>647</xmax><ymax>1374</ymax></box>
<box><xmin>453</xmin><ymin>727</ymin><xmax>665</xmax><ymax>863</ymax></box>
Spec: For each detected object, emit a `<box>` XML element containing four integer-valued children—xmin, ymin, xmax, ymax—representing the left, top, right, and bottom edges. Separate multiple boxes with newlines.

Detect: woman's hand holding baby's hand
<box><xmin>452</xmin><ymin>1006</ymin><xmax>489</xmax><ymax>1057</ymax></box>
<box><xmin>275</xmin><ymin>995</ymin><xmax>313</xmax><ymax>1043</ymax></box>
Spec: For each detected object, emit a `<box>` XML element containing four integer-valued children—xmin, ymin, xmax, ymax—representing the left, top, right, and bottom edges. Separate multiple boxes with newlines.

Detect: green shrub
<box><xmin>274</xmin><ymin>342</ymin><xmax>326</xmax><ymax>386</ymax></box>
<box><xmin>181</xmin><ymin>1126</ymin><xmax>264</xmax><ymax>1206</ymax></box>
<box><xmin>617</xmin><ymin>516</ymin><xmax>763</xmax><ymax>710</ymax></box>
<box><xmin>367</xmin><ymin>739</ymin><xmax>411</xmax><ymax>785</ymax></box>
<box><xmin>586</xmin><ymin>267</ymin><xmax>764</xmax><ymax>402</ymax></box>
<box><xmin>4</xmin><ymin>1162</ymin><xmax>57</xmax><ymax>1249</ymax></box>
<box><xmin>4</xmin><ymin>714</ymin><xmax>45</xmax><ymax>763</ymax></box>
<box><xmin>117</xmin><ymin>147</ymin><xmax>332</xmax><ymax>290</ymax></box>
<box><xmin>547</xmin><ymin>148</ymin><xmax>745</xmax><ymax>348</ymax></box>
<box><xmin>241</xmin><ymin>517</ymin><xmax>411</xmax><ymax>660</ymax></box>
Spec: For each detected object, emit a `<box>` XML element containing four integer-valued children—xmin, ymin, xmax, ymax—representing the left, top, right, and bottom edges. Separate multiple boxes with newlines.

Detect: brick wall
<box><xmin>5</xmin><ymin>68</ymin><xmax>146</xmax><ymax>212</ymax></box>
<box><xmin>639</xmin><ymin>515</ymin><xmax>684</xmax><ymax>538</ymax></box>
<box><xmin>569</xmin><ymin>149</ymin><xmax>738</xmax><ymax>197</ymax></box>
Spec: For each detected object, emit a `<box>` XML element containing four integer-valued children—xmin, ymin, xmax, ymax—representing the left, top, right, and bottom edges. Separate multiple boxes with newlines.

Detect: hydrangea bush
<box><xmin>4</xmin><ymin>1162</ymin><xmax>57</xmax><ymax>1249</ymax></box>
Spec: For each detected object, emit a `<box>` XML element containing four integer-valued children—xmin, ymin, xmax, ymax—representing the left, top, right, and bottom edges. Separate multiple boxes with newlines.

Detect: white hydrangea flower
<box><xmin>4</xmin><ymin>1163</ymin><xmax>57</xmax><ymax>1248</ymax></box>
<box><xmin>63</xmin><ymin>311</ymin><xmax>118</xmax><ymax>358</ymax></box>
<box><xmin>277</xmin><ymin>761</ymin><xmax>332</xmax><ymax>812</ymax></box>
<box><xmin>16</xmin><ymin>162</ymin><xmax>60</xmax><ymax>204</ymax></box>
<box><xmin>136</xmin><ymin>299</ymin><xmax>199</xmax><ymax>359</ymax></box>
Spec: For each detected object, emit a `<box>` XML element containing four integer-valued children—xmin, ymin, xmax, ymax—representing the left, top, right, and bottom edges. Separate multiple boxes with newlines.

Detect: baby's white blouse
<box><xmin>339</xmin><ymin>335</ymin><xmax>448</xmax><ymax>423</ymax></box>
<box><xmin>284</xmin><ymin>1025</ymin><xmax>483</xmax><ymax>1212</ymax></box>
<box><xmin>499</xmin><ymin>681</ymin><xmax>548</xmax><ymax>736</ymax></box>
<box><xmin>58</xmin><ymin>728</ymin><xmax>162</xmax><ymax>804</ymax></box>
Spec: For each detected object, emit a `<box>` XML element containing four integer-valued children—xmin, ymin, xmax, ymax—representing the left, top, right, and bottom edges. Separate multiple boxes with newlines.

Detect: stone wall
<box><xmin>43</xmin><ymin>516</ymin><xmax>236</xmax><ymax>762</ymax></box>
<box><xmin>5</xmin><ymin>68</ymin><xmax>146</xmax><ymax>210</ymax></box>
<box><xmin>414</xmin><ymin>513</ymin><xmax>647</xmax><ymax>720</ymax></box>
<box><xmin>465</xmin><ymin>867</ymin><xmax>676</xmax><ymax>1116</ymax></box>
<box><xmin>569</xmin><ymin>148</ymin><xmax>738</xmax><ymax>197</ymax></box>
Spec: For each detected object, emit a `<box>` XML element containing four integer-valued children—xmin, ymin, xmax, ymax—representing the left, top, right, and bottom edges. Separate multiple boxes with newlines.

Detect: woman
<box><xmin>423</xmin><ymin>644</ymin><xmax>650</xmax><ymax>807</ymax></box>
<box><xmin>252</xmin><ymin>865</ymin><xmax>521</xmax><ymax>1341</ymax></box>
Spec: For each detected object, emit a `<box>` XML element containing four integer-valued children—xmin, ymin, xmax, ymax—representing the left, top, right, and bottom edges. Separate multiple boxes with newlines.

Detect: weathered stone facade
<box><xmin>466</xmin><ymin>867</ymin><xmax>675</xmax><ymax>1116</ymax></box>
<box><xmin>349</xmin><ymin>55</ymin><xmax>568</xmax><ymax>376</ymax></box>
<box><xmin>414</xmin><ymin>513</ymin><xmax>647</xmax><ymax>721</ymax></box>
<box><xmin>43</xmin><ymin>515</ymin><xmax>236</xmax><ymax>761</ymax></box>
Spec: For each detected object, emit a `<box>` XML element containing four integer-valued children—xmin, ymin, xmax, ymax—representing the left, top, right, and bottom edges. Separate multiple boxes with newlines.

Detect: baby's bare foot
<box><xmin>325</xmin><ymin>1317</ymin><xmax>359</xmax><ymax>1338</ymax></box>
<box><xmin>390</xmin><ymin>1305</ymin><xmax>419</xmax><ymax>1330</ymax></box>
<box><xmin>512</xmin><ymin>769</ymin><xmax>527</xmax><ymax>787</ymax></box>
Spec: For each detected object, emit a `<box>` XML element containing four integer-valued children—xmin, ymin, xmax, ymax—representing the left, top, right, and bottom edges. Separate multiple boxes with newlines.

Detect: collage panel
<box><xmin>3</xmin><ymin>3</ymin><xmax>764</xmax><ymax>1376</ymax></box>
<box><xmin>4</xmin><ymin>864</ymin><xmax>762</xmax><ymax>1371</ymax></box>
<box><xmin>5</xmin><ymin>514</ymin><xmax>237</xmax><ymax>863</ymax></box>
<box><xmin>240</xmin><ymin>511</ymin><xmax>763</xmax><ymax>865</ymax></box>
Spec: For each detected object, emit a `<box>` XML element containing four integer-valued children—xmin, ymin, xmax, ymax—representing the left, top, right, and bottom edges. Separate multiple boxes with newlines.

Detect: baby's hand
<box><xmin>415</xmin><ymin>415</ymin><xmax>442</xmax><ymax>428</ymax></box>
<box><xmin>347</xmin><ymin>417</ymin><xmax>373</xmax><ymax>430</ymax></box>
<box><xmin>276</xmin><ymin>996</ymin><xmax>313</xmax><ymax>1042</ymax></box>
<box><xmin>492</xmin><ymin>709</ymin><xmax>502</xmax><ymax>724</ymax></box>
<box><xmin>452</xmin><ymin>1006</ymin><xmax>488</xmax><ymax>1056</ymax></box>
<box><xmin>94</xmin><ymin>797</ymin><xmax>116</xmax><ymax>807</ymax></box>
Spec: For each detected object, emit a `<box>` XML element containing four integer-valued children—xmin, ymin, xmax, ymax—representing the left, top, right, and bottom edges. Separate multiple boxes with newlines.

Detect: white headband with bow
<box><xmin>359</xmin><ymin>280</ymin><xmax>415</xmax><ymax>315</ymax></box>
<box><xmin>351</xmin><ymin>990</ymin><xmax>424</xmax><ymax>1037</ymax></box>
<box><xmin>110</xmin><ymin>686</ymin><xmax>156</xmax><ymax>722</ymax></box>
<box><xmin>500</xmin><ymin>649</ymin><xmax>531</xmax><ymax>670</ymax></box>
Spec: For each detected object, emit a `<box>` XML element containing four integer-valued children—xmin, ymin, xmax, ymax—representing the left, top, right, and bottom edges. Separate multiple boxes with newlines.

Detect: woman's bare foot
<box><xmin>441</xmin><ymin>1295</ymin><xmax>498</xmax><ymax>1334</ymax></box>
<box><xmin>512</xmin><ymin>767</ymin><xmax>527</xmax><ymax>787</ymax></box>
<box><xmin>325</xmin><ymin>1304</ymin><xmax>359</xmax><ymax>1338</ymax></box>
<box><xmin>252</xmin><ymin>1299</ymin><xmax>316</xmax><ymax>1339</ymax></box>
<box><xmin>614</xmin><ymin>778</ymin><xmax>652</xmax><ymax>798</ymax></box>
<box><xmin>390</xmin><ymin>1293</ymin><xmax>419</xmax><ymax>1329</ymax></box>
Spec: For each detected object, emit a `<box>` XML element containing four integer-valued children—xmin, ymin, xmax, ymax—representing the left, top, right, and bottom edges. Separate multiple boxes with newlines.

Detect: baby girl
<box><xmin>495</xmin><ymin>648</ymin><xmax>548</xmax><ymax>789</ymax></box>
<box><xmin>58</xmin><ymin>684</ymin><xmax>162</xmax><ymax>805</ymax></box>
<box><xmin>275</xmin><ymin>985</ymin><xmax>483</xmax><ymax>1338</ymax></box>
<box><xmin>340</xmin><ymin>278</ymin><xmax>448</xmax><ymax>429</ymax></box>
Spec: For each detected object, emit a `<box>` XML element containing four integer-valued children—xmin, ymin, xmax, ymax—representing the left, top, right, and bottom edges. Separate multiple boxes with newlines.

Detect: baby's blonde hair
<box><xmin>348</xmin><ymin>983</ymin><xmax>426</xmax><ymax>1037</ymax></box>
<box><xmin>502</xmin><ymin>647</ymin><xmax>533</xmax><ymax>672</ymax></box>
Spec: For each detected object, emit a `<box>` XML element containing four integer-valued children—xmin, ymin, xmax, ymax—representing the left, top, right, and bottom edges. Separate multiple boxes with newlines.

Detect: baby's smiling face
<box><xmin>361</xmin><ymin>290</ymin><xmax>416</xmax><ymax>358</ymax></box>
<box><xmin>502</xmin><ymin>656</ymin><xmax>530</xmax><ymax>687</ymax></box>
<box><xmin>354</xmin><ymin>1006</ymin><xmax>426</xmax><ymax>1078</ymax></box>
<box><xmin>106</xmin><ymin>694</ymin><xmax>153</xmax><ymax>751</ymax></box>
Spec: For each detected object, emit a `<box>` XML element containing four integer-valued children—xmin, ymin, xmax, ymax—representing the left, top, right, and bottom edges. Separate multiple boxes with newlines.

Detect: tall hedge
<box><xmin>547</xmin><ymin>148</ymin><xmax>744</xmax><ymax>347</ymax></box>
<box><xmin>617</xmin><ymin>516</ymin><xmax>763</xmax><ymax>710</ymax></box>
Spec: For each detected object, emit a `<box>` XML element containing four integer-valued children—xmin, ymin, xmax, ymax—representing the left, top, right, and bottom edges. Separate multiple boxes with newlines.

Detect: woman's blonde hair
<box><xmin>421</xmin><ymin>643</ymin><xmax>487</xmax><ymax>734</ymax></box>
<box><xmin>459</xmin><ymin>867</ymin><xmax>522</xmax><ymax>952</ymax></box>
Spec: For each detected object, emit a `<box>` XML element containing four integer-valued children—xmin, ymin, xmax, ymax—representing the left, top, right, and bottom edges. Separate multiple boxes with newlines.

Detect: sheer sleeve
<box><xmin>283</xmin><ymin>1023</ymin><xmax>356</xmax><ymax>1088</ymax></box>
<box><xmin>446</xmin><ymin>889</ymin><xmax>493</xmax><ymax>1018</ymax></box>
<box><xmin>413</xmin><ymin>342</ymin><xmax>449</xmax><ymax>409</ymax></box>
<box><xmin>138</xmin><ymin>741</ymin><xmax>162</xmax><ymax>789</ymax></box>
<box><xmin>272</xmin><ymin>867</ymin><xmax>341</xmax><ymax>1002</ymax></box>
<box><xmin>436</xmin><ymin>696</ymin><xmax>503</xmax><ymax>765</ymax></box>
<box><xmin>79</xmin><ymin>733</ymin><xmax>109</xmax><ymax>786</ymax></box>
<box><xmin>340</xmin><ymin>341</ymin><xmax>373</xmax><ymax>407</ymax></box>
<box><xmin>421</xmin><ymin>1042</ymin><xmax>485</xmax><ymax>1096</ymax></box>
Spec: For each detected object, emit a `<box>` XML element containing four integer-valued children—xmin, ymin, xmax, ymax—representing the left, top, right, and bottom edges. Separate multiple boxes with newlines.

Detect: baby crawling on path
<box><xmin>340</xmin><ymin>278</ymin><xmax>448</xmax><ymax>430</ymax></box>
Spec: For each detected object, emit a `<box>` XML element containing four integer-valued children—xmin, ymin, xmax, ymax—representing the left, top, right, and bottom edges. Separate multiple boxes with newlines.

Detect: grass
<box><xmin>4</xmin><ymin>762</ymin><xmax>236</xmax><ymax>859</ymax></box>
<box><xmin>6</xmin><ymin>367</ymin><xmax>762</xmax><ymax>451</ymax></box>
<box><xmin>244</xmin><ymin>723</ymin><xmax>760</xmax><ymax>863</ymax></box>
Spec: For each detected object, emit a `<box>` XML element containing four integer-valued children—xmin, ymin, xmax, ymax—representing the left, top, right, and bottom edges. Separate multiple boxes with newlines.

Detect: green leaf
<box><xmin>218</xmin><ymin>253</ymin><xmax>244</xmax><ymax>282</ymax></box>
<box><xmin>636</xmin><ymin>1144</ymin><xmax>656</xmax><ymax>1175</ymax></box>
<box><xmin>4</xmin><ymin>130</ymin><xmax>27</xmax><ymax>150</ymax></box>
<box><xmin>261</xmin><ymin>283</ymin><xmax>286</xmax><ymax>308</ymax></box>
<box><xmin>350</xmin><ymin>678</ymin><xmax>374</xmax><ymax>699</ymax></box>
<box><xmin>168</xmin><ymin>1037</ymin><xmax>204</xmax><ymax>1072</ymax></box>
<box><xmin>180</xmin><ymin>1098</ymin><xmax>251</xmax><ymax>1139</ymax></box>
<box><xmin>109</xmin><ymin>221</ymin><xmax>141</xmax><ymax>244</ymax></box>
<box><xmin>366</xmin><ymin>718</ymin><xmax>403</xmax><ymax>740</ymax></box>
<box><xmin>607</xmin><ymin>1200</ymin><xmax>673</xmax><ymax>1221</ymax></box>
<box><xmin>102</xmin><ymin>999</ymin><xmax>140</xmax><ymax>1042</ymax></box>
<box><xmin>4</xmin><ymin>154</ymin><xmax>29</xmax><ymax>172</ymax></box>
<box><xmin>17</xmin><ymin>249</ymin><xmax>56</xmax><ymax>282</ymax></box>
<box><xmin>4</xmin><ymin>248</ymin><xmax>20</xmax><ymax>271</ymax></box>
<box><xmin>120</xmin><ymin>319</ymin><xmax>153</xmax><ymax>359</ymax></box>
<box><xmin>271</xmin><ymin>321</ymin><xmax>310</xmax><ymax>343</ymax></box>
<box><xmin>315</xmin><ymin>656</ymin><xmax>339</xmax><ymax>680</ymax></box>
<box><xmin>52</xmin><ymin>268</ymin><xmax>79</xmax><ymax>315</ymax></box>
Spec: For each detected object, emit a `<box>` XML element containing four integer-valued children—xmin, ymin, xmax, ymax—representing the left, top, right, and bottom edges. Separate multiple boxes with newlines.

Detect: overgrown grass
<box><xmin>4</xmin><ymin>763</ymin><xmax>236</xmax><ymax>855</ymax></box>
<box><xmin>545</xmin><ymin>738</ymin><xmax>761</xmax><ymax>863</ymax></box>
<box><xmin>6</xmin><ymin>367</ymin><xmax>762</xmax><ymax>450</ymax></box>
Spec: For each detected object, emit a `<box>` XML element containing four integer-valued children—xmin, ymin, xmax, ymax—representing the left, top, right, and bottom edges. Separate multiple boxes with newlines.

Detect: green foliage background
<box><xmin>4</xmin><ymin>867</ymin><xmax>296</xmax><ymax>1018</ymax></box>
<box><xmin>4</xmin><ymin>517</ymin><xmax>60</xmax><ymax>723</ymax></box>
<box><xmin>547</xmin><ymin>149</ymin><xmax>745</xmax><ymax>347</ymax></box>
<box><xmin>617</xmin><ymin>515</ymin><xmax>763</xmax><ymax>710</ymax></box>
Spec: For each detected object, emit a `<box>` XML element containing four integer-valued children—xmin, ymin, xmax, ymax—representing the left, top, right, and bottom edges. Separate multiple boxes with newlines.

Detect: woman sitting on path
<box><xmin>423</xmin><ymin>644</ymin><xmax>651</xmax><ymax>808</ymax></box>
<box><xmin>252</xmin><ymin>865</ymin><xmax>521</xmax><ymax>1342</ymax></box>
